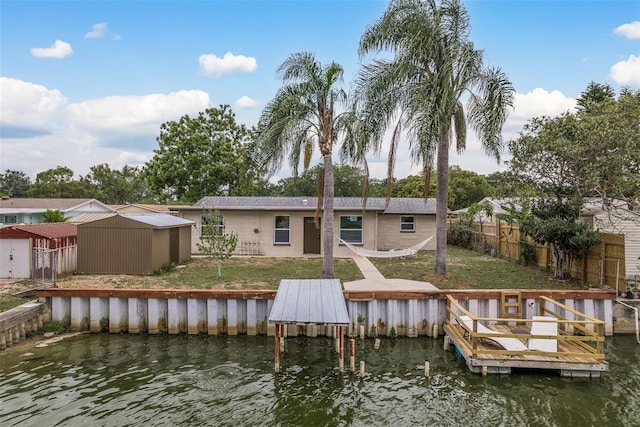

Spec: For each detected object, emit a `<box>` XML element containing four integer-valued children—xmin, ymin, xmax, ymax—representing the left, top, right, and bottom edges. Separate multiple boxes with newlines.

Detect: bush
<box><xmin>154</xmin><ymin>262</ymin><xmax>176</xmax><ymax>276</ymax></box>
<box><xmin>519</xmin><ymin>240</ymin><xmax>537</xmax><ymax>266</ymax></box>
<box><xmin>448</xmin><ymin>223</ymin><xmax>473</xmax><ymax>249</ymax></box>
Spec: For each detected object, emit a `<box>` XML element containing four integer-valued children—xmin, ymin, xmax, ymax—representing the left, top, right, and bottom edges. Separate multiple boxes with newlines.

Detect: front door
<box><xmin>303</xmin><ymin>217</ymin><xmax>321</xmax><ymax>254</ymax></box>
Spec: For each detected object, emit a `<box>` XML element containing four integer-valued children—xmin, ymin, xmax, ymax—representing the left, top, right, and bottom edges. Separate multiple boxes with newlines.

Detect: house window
<box><xmin>274</xmin><ymin>215</ymin><xmax>290</xmax><ymax>244</ymax></box>
<box><xmin>401</xmin><ymin>216</ymin><xmax>415</xmax><ymax>232</ymax></box>
<box><xmin>201</xmin><ymin>213</ymin><xmax>224</xmax><ymax>237</ymax></box>
<box><xmin>340</xmin><ymin>215</ymin><xmax>363</xmax><ymax>244</ymax></box>
<box><xmin>3</xmin><ymin>215</ymin><xmax>17</xmax><ymax>224</ymax></box>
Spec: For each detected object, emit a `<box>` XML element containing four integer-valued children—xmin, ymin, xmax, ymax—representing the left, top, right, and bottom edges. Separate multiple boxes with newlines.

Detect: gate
<box><xmin>32</xmin><ymin>247</ymin><xmax>58</xmax><ymax>288</ymax></box>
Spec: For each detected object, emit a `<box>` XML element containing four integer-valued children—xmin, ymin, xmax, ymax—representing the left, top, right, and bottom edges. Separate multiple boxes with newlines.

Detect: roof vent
<box><xmin>302</xmin><ymin>199</ymin><xmax>308</xmax><ymax>205</ymax></box>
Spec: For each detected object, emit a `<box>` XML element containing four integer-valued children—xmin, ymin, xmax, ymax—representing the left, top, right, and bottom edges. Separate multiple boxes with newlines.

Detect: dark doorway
<box><xmin>303</xmin><ymin>217</ymin><xmax>321</xmax><ymax>254</ymax></box>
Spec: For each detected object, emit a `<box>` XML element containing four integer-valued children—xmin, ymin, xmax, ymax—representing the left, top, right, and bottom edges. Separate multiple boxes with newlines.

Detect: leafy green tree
<box><xmin>0</xmin><ymin>170</ymin><xmax>31</xmax><ymax>197</ymax></box>
<box><xmin>577</xmin><ymin>81</ymin><xmax>615</xmax><ymax>112</ymax></box>
<box><xmin>392</xmin><ymin>175</ymin><xmax>430</xmax><ymax>198</ymax></box>
<box><xmin>520</xmin><ymin>199</ymin><xmax>601</xmax><ymax>279</ymax></box>
<box><xmin>144</xmin><ymin>105</ymin><xmax>250</xmax><ymax>203</ymax></box>
<box><xmin>448</xmin><ymin>166</ymin><xmax>493</xmax><ymax>211</ymax></box>
<box><xmin>28</xmin><ymin>166</ymin><xmax>95</xmax><ymax>198</ymax></box>
<box><xmin>197</xmin><ymin>210</ymin><xmax>239</xmax><ymax>278</ymax></box>
<box><xmin>508</xmin><ymin>85</ymin><xmax>640</xmax><ymax>209</ymax></box>
<box><xmin>277</xmin><ymin>164</ymin><xmax>366</xmax><ymax>197</ymax></box>
<box><xmin>354</xmin><ymin>0</ymin><xmax>514</xmax><ymax>275</ymax></box>
<box><xmin>42</xmin><ymin>209</ymin><xmax>66</xmax><ymax>223</ymax></box>
<box><xmin>255</xmin><ymin>52</ymin><xmax>354</xmax><ymax>278</ymax></box>
<box><xmin>84</xmin><ymin>164</ymin><xmax>149</xmax><ymax>204</ymax></box>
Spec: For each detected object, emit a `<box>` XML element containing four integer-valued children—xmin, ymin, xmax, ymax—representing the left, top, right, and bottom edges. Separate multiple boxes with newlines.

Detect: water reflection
<box><xmin>0</xmin><ymin>334</ymin><xmax>637</xmax><ymax>426</ymax></box>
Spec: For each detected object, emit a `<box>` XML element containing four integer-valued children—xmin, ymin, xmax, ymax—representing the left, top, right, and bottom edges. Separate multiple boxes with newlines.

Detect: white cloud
<box><xmin>0</xmin><ymin>78</ymin><xmax>212</xmax><ymax>179</ymax></box>
<box><xmin>0</xmin><ymin>77</ymin><xmax>68</xmax><ymax>136</ymax></box>
<box><xmin>198</xmin><ymin>52</ymin><xmax>257</xmax><ymax>78</ymax></box>
<box><xmin>84</xmin><ymin>22</ymin><xmax>121</xmax><ymax>40</ymax></box>
<box><xmin>235</xmin><ymin>96</ymin><xmax>260</xmax><ymax>109</ymax></box>
<box><xmin>85</xmin><ymin>22</ymin><xmax>108</xmax><ymax>39</ymax></box>
<box><xmin>504</xmin><ymin>88</ymin><xmax>577</xmax><ymax>134</ymax></box>
<box><xmin>30</xmin><ymin>40</ymin><xmax>73</xmax><ymax>59</ymax></box>
<box><xmin>609</xmin><ymin>55</ymin><xmax>640</xmax><ymax>88</ymax></box>
<box><xmin>614</xmin><ymin>21</ymin><xmax>640</xmax><ymax>39</ymax></box>
<box><xmin>65</xmin><ymin>90</ymin><xmax>211</xmax><ymax>137</ymax></box>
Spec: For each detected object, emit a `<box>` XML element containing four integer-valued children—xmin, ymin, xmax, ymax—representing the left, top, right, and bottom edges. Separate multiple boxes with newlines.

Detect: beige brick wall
<box><xmin>376</xmin><ymin>214</ymin><xmax>436</xmax><ymax>251</ymax></box>
<box><xmin>180</xmin><ymin>209</ymin><xmax>434</xmax><ymax>256</ymax></box>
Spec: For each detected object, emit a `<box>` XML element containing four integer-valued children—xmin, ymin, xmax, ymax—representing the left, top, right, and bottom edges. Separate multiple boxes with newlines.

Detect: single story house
<box><xmin>171</xmin><ymin>196</ymin><xmax>438</xmax><ymax>257</ymax></box>
<box><xmin>77</xmin><ymin>213</ymin><xmax>193</xmax><ymax>275</ymax></box>
<box><xmin>0</xmin><ymin>223</ymin><xmax>78</xmax><ymax>279</ymax></box>
<box><xmin>0</xmin><ymin>198</ymin><xmax>114</xmax><ymax>225</ymax></box>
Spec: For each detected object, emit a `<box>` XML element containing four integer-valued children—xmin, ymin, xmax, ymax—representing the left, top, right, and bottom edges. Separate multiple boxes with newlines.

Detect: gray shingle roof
<box><xmin>192</xmin><ymin>196</ymin><xmax>438</xmax><ymax>214</ymax></box>
<box><xmin>0</xmin><ymin>198</ymin><xmax>112</xmax><ymax>211</ymax></box>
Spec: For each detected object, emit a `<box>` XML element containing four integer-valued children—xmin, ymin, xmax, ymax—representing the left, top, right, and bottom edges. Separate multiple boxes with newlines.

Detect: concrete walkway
<box><xmin>344</xmin><ymin>255</ymin><xmax>438</xmax><ymax>291</ymax></box>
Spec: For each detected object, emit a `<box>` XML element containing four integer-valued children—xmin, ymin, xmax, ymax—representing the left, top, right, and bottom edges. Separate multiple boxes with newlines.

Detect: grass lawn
<box><xmin>47</xmin><ymin>245</ymin><xmax>584</xmax><ymax>292</ymax></box>
<box><xmin>55</xmin><ymin>256</ymin><xmax>364</xmax><ymax>290</ymax></box>
<box><xmin>0</xmin><ymin>295</ymin><xmax>29</xmax><ymax>312</ymax></box>
<box><xmin>370</xmin><ymin>245</ymin><xmax>585</xmax><ymax>290</ymax></box>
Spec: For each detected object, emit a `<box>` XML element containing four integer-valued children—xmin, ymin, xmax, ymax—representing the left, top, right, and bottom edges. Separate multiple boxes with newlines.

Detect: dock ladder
<box><xmin>500</xmin><ymin>291</ymin><xmax>522</xmax><ymax>319</ymax></box>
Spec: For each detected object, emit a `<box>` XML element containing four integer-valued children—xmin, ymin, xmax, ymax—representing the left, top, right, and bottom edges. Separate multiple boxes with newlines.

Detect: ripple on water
<box><xmin>0</xmin><ymin>335</ymin><xmax>639</xmax><ymax>426</ymax></box>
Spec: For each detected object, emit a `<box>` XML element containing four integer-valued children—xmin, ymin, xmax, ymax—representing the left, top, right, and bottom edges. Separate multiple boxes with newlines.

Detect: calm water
<box><xmin>1</xmin><ymin>334</ymin><xmax>639</xmax><ymax>426</ymax></box>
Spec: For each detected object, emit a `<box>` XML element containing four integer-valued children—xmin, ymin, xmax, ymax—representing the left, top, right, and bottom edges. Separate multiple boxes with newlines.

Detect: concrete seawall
<box><xmin>0</xmin><ymin>300</ymin><xmax>49</xmax><ymax>350</ymax></box>
<box><xmin>33</xmin><ymin>288</ymin><xmax>619</xmax><ymax>338</ymax></box>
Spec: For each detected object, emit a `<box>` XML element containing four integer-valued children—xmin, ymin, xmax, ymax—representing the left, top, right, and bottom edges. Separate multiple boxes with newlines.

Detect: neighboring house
<box><xmin>111</xmin><ymin>204</ymin><xmax>190</xmax><ymax>214</ymax></box>
<box><xmin>171</xmin><ymin>197</ymin><xmax>437</xmax><ymax>257</ymax></box>
<box><xmin>0</xmin><ymin>223</ymin><xmax>77</xmax><ymax>279</ymax></box>
<box><xmin>582</xmin><ymin>202</ymin><xmax>640</xmax><ymax>280</ymax></box>
<box><xmin>76</xmin><ymin>213</ymin><xmax>193</xmax><ymax>275</ymax></box>
<box><xmin>459</xmin><ymin>197</ymin><xmax>640</xmax><ymax>280</ymax></box>
<box><xmin>0</xmin><ymin>198</ymin><xmax>115</xmax><ymax>225</ymax></box>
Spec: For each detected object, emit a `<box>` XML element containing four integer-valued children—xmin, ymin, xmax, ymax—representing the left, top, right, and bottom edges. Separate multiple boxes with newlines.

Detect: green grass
<box><xmin>0</xmin><ymin>295</ymin><xmax>28</xmax><ymax>312</ymax></box>
<box><xmin>53</xmin><ymin>246</ymin><xmax>586</xmax><ymax>291</ymax></box>
<box><xmin>163</xmin><ymin>257</ymin><xmax>364</xmax><ymax>289</ymax></box>
<box><xmin>370</xmin><ymin>245</ymin><xmax>585</xmax><ymax>290</ymax></box>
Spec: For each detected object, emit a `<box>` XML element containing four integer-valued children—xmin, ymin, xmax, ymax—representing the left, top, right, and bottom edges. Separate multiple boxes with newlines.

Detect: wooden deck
<box><xmin>444</xmin><ymin>295</ymin><xmax>609</xmax><ymax>378</ymax></box>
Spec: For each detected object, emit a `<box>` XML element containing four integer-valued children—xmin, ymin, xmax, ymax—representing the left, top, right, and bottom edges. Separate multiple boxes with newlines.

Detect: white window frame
<box><xmin>274</xmin><ymin>215</ymin><xmax>290</xmax><ymax>244</ymax></box>
<box><xmin>201</xmin><ymin>213</ymin><xmax>224</xmax><ymax>237</ymax></box>
<box><xmin>401</xmin><ymin>216</ymin><xmax>415</xmax><ymax>232</ymax></box>
<box><xmin>339</xmin><ymin>215</ymin><xmax>363</xmax><ymax>244</ymax></box>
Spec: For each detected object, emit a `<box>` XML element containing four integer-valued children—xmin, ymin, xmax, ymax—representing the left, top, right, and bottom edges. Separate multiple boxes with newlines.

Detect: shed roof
<box><xmin>268</xmin><ymin>279</ymin><xmax>349</xmax><ymax>325</ymax></box>
<box><xmin>187</xmin><ymin>196</ymin><xmax>438</xmax><ymax>214</ymax></box>
<box><xmin>120</xmin><ymin>213</ymin><xmax>193</xmax><ymax>227</ymax></box>
<box><xmin>0</xmin><ymin>223</ymin><xmax>77</xmax><ymax>239</ymax></box>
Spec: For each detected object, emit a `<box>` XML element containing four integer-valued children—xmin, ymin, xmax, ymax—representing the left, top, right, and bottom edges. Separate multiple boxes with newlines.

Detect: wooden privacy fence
<box><xmin>469</xmin><ymin>221</ymin><xmax>626</xmax><ymax>291</ymax></box>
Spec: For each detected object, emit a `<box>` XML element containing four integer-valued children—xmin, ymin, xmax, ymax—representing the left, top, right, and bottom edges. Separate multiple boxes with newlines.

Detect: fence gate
<box><xmin>32</xmin><ymin>247</ymin><xmax>58</xmax><ymax>288</ymax></box>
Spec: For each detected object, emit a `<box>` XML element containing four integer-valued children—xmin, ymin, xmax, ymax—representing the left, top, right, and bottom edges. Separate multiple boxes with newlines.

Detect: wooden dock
<box><xmin>444</xmin><ymin>294</ymin><xmax>608</xmax><ymax>378</ymax></box>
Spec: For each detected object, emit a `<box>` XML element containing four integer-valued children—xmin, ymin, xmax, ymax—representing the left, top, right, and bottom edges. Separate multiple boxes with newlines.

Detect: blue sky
<box><xmin>1</xmin><ymin>0</ymin><xmax>639</xmax><ymax>183</ymax></box>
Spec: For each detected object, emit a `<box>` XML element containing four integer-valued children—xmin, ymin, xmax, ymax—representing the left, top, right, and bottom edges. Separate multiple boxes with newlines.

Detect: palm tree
<box><xmin>354</xmin><ymin>0</ymin><xmax>514</xmax><ymax>275</ymax></box>
<box><xmin>255</xmin><ymin>52</ymin><xmax>351</xmax><ymax>278</ymax></box>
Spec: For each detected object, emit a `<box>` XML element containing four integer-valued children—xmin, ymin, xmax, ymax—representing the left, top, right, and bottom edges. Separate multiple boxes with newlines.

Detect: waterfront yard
<box><xmin>1</xmin><ymin>245</ymin><xmax>584</xmax><ymax>312</ymax></box>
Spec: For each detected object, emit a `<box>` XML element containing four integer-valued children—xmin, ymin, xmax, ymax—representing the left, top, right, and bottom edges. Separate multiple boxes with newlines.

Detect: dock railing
<box><xmin>445</xmin><ymin>295</ymin><xmax>606</xmax><ymax>359</ymax></box>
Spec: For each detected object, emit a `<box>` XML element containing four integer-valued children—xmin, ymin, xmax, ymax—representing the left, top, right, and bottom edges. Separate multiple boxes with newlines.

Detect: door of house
<box><xmin>303</xmin><ymin>217</ymin><xmax>321</xmax><ymax>254</ymax></box>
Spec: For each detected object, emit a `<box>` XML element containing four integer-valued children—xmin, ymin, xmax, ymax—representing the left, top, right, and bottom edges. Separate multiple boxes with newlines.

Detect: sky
<box><xmin>1</xmin><ymin>0</ymin><xmax>639</xmax><ymax>184</ymax></box>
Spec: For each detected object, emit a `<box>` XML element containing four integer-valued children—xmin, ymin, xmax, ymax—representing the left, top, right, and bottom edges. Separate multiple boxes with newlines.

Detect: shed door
<box><xmin>0</xmin><ymin>239</ymin><xmax>31</xmax><ymax>278</ymax></box>
<box><xmin>303</xmin><ymin>217</ymin><xmax>321</xmax><ymax>254</ymax></box>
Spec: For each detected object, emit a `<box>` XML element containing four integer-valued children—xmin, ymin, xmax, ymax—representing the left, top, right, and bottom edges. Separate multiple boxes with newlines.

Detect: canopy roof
<box><xmin>268</xmin><ymin>279</ymin><xmax>349</xmax><ymax>325</ymax></box>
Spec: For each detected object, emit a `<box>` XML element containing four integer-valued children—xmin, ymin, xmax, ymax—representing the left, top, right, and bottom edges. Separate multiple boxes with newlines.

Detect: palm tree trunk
<box><xmin>322</xmin><ymin>154</ymin><xmax>335</xmax><ymax>278</ymax></box>
<box><xmin>435</xmin><ymin>134</ymin><xmax>449</xmax><ymax>275</ymax></box>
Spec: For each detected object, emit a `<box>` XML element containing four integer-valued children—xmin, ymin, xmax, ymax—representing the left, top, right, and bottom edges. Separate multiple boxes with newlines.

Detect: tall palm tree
<box><xmin>256</xmin><ymin>52</ymin><xmax>351</xmax><ymax>278</ymax></box>
<box><xmin>354</xmin><ymin>0</ymin><xmax>514</xmax><ymax>275</ymax></box>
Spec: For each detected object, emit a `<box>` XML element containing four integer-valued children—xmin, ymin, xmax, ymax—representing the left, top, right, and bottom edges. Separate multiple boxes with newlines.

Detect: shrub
<box><xmin>448</xmin><ymin>223</ymin><xmax>473</xmax><ymax>249</ymax></box>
